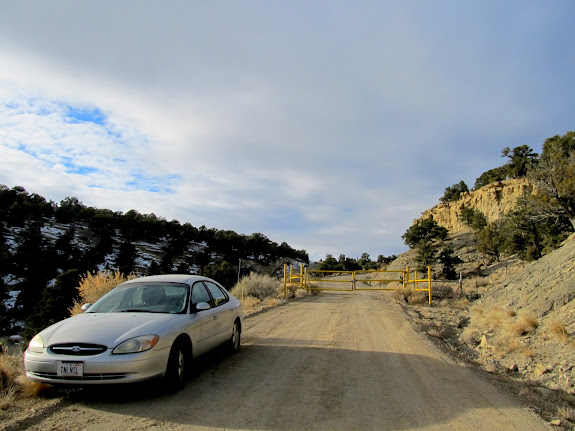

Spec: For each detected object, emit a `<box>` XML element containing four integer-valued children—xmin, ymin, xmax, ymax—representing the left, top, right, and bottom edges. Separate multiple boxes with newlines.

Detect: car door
<box><xmin>203</xmin><ymin>281</ymin><xmax>234</xmax><ymax>345</ymax></box>
<box><xmin>188</xmin><ymin>281</ymin><xmax>220</xmax><ymax>355</ymax></box>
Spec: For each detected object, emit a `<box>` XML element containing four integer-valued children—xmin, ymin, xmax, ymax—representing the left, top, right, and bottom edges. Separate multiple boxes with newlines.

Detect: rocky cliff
<box><xmin>419</xmin><ymin>178</ymin><xmax>533</xmax><ymax>232</ymax></box>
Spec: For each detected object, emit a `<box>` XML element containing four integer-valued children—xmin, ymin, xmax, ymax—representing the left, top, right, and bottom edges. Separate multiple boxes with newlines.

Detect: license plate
<box><xmin>57</xmin><ymin>361</ymin><xmax>84</xmax><ymax>377</ymax></box>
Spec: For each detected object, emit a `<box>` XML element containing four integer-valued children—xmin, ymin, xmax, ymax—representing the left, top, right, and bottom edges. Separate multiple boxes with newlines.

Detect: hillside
<box><xmin>0</xmin><ymin>185</ymin><xmax>309</xmax><ymax>337</ymax></box>
<box><xmin>389</xmin><ymin>178</ymin><xmax>575</xmax><ymax>425</ymax></box>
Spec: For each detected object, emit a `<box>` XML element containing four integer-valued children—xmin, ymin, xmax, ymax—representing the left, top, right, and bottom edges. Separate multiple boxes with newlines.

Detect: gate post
<box><xmin>404</xmin><ymin>266</ymin><xmax>409</xmax><ymax>289</ymax></box>
<box><xmin>283</xmin><ymin>264</ymin><xmax>288</xmax><ymax>299</ymax></box>
<box><xmin>428</xmin><ymin>266</ymin><xmax>432</xmax><ymax>305</ymax></box>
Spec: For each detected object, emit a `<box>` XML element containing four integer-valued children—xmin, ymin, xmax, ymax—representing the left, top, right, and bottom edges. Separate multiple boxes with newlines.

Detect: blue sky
<box><xmin>0</xmin><ymin>1</ymin><xmax>574</xmax><ymax>261</ymax></box>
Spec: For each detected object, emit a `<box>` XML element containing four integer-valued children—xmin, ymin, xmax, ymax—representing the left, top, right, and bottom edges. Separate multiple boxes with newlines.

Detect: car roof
<box><xmin>121</xmin><ymin>274</ymin><xmax>215</xmax><ymax>286</ymax></box>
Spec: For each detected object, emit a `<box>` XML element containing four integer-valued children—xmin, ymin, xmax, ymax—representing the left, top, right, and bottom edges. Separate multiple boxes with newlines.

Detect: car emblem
<box><xmin>72</xmin><ymin>346</ymin><xmax>82</xmax><ymax>352</ymax></box>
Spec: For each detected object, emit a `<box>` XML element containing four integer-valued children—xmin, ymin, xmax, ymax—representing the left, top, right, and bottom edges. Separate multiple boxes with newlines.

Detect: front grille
<box><xmin>49</xmin><ymin>343</ymin><xmax>108</xmax><ymax>356</ymax></box>
<box><xmin>29</xmin><ymin>371</ymin><xmax>130</xmax><ymax>381</ymax></box>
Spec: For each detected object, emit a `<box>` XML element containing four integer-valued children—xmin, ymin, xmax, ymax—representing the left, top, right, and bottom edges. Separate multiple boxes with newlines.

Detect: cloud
<box><xmin>1</xmin><ymin>1</ymin><xmax>575</xmax><ymax>261</ymax></box>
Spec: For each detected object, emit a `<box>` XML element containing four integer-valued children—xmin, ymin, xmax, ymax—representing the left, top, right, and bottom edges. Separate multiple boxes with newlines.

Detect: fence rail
<box><xmin>283</xmin><ymin>264</ymin><xmax>433</xmax><ymax>304</ymax></box>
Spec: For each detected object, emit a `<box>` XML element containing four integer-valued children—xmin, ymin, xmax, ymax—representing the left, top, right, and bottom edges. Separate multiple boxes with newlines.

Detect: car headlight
<box><xmin>28</xmin><ymin>334</ymin><xmax>44</xmax><ymax>353</ymax></box>
<box><xmin>112</xmin><ymin>335</ymin><xmax>159</xmax><ymax>354</ymax></box>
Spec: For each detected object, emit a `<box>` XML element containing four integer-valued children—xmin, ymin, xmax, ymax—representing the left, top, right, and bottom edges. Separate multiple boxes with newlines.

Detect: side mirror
<box><xmin>194</xmin><ymin>302</ymin><xmax>210</xmax><ymax>311</ymax></box>
<box><xmin>81</xmin><ymin>303</ymin><xmax>92</xmax><ymax>312</ymax></box>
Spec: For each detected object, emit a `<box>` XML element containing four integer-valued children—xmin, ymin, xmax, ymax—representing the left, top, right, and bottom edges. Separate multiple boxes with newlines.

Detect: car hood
<box><xmin>39</xmin><ymin>313</ymin><xmax>180</xmax><ymax>347</ymax></box>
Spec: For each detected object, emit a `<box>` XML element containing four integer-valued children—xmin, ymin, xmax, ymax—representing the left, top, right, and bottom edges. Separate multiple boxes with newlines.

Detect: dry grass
<box><xmin>426</xmin><ymin>328</ymin><xmax>444</xmax><ymax>339</ymax></box>
<box><xmin>69</xmin><ymin>270</ymin><xmax>137</xmax><ymax>316</ymax></box>
<box><xmin>230</xmin><ymin>273</ymin><xmax>282</xmax><ymax>301</ymax></box>
<box><xmin>392</xmin><ymin>286</ymin><xmax>429</xmax><ymax>305</ymax></box>
<box><xmin>466</xmin><ymin>305</ymin><xmax>540</xmax><ymax>357</ymax></box>
<box><xmin>558</xmin><ymin>406</ymin><xmax>575</xmax><ymax>422</ymax></box>
<box><xmin>238</xmin><ymin>296</ymin><xmax>286</xmax><ymax>316</ymax></box>
<box><xmin>482</xmin><ymin>306</ymin><xmax>506</xmax><ymax>330</ymax></box>
<box><xmin>432</xmin><ymin>284</ymin><xmax>454</xmax><ymax>299</ymax></box>
<box><xmin>0</xmin><ymin>353</ymin><xmax>48</xmax><ymax>408</ymax></box>
<box><xmin>505</xmin><ymin>312</ymin><xmax>538</xmax><ymax>337</ymax></box>
<box><xmin>493</xmin><ymin>336</ymin><xmax>521</xmax><ymax>355</ymax></box>
<box><xmin>548</xmin><ymin>321</ymin><xmax>570</xmax><ymax>343</ymax></box>
<box><xmin>266</xmin><ymin>298</ymin><xmax>281</xmax><ymax>307</ymax></box>
<box><xmin>448</xmin><ymin>298</ymin><xmax>470</xmax><ymax>309</ymax></box>
<box><xmin>294</xmin><ymin>289</ymin><xmax>311</xmax><ymax>298</ymax></box>
<box><xmin>241</xmin><ymin>296</ymin><xmax>261</xmax><ymax>308</ymax></box>
<box><xmin>0</xmin><ymin>354</ymin><xmax>18</xmax><ymax>407</ymax></box>
<box><xmin>229</xmin><ymin>273</ymin><xmax>288</xmax><ymax>315</ymax></box>
<box><xmin>461</xmin><ymin>327</ymin><xmax>482</xmax><ymax>346</ymax></box>
<box><xmin>470</xmin><ymin>276</ymin><xmax>489</xmax><ymax>289</ymax></box>
<box><xmin>392</xmin><ymin>287</ymin><xmax>410</xmax><ymax>303</ymax></box>
<box><xmin>521</xmin><ymin>348</ymin><xmax>536</xmax><ymax>358</ymax></box>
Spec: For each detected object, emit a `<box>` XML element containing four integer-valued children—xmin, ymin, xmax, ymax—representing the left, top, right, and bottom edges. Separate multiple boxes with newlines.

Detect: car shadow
<box><xmin>43</xmin><ymin>342</ymin><xmax>541</xmax><ymax>431</ymax></box>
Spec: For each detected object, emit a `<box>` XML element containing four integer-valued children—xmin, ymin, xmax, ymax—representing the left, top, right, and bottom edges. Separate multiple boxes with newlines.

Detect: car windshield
<box><xmin>86</xmin><ymin>282</ymin><xmax>190</xmax><ymax>314</ymax></box>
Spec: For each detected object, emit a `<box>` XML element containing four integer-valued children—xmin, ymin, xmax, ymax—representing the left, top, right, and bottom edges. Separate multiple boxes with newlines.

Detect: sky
<box><xmin>0</xmin><ymin>1</ymin><xmax>574</xmax><ymax>262</ymax></box>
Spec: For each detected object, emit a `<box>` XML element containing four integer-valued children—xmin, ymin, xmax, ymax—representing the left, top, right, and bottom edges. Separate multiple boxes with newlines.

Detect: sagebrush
<box><xmin>69</xmin><ymin>270</ymin><xmax>136</xmax><ymax>316</ymax></box>
<box><xmin>230</xmin><ymin>273</ymin><xmax>282</xmax><ymax>301</ymax></box>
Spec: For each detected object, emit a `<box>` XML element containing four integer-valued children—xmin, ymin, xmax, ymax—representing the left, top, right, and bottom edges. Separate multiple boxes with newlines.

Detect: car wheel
<box><xmin>164</xmin><ymin>340</ymin><xmax>188</xmax><ymax>391</ymax></box>
<box><xmin>229</xmin><ymin>319</ymin><xmax>241</xmax><ymax>353</ymax></box>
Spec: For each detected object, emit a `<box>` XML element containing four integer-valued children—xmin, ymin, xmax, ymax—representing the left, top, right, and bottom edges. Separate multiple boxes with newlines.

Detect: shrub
<box><xmin>459</xmin><ymin>207</ymin><xmax>488</xmax><ymax>230</ymax></box>
<box><xmin>230</xmin><ymin>273</ymin><xmax>282</xmax><ymax>301</ymax></box>
<box><xmin>517</xmin><ymin>312</ymin><xmax>538</xmax><ymax>332</ymax></box>
<box><xmin>474</xmin><ymin>166</ymin><xmax>507</xmax><ymax>190</ymax></box>
<box><xmin>461</xmin><ymin>328</ymin><xmax>482</xmax><ymax>346</ymax></box>
<box><xmin>440</xmin><ymin>181</ymin><xmax>469</xmax><ymax>203</ymax></box>
<box><xmin>0</xmin><ymin>354</ymin><xmax>19</xmax><ymax>407</ymax></box>
<box><xmin>241</xmin><ymin>296</ymin><xmax>262</xmax><ymax>308</ymax></box>
<box><xmin>437</xmin><ymin>247</ymin><xmax>462</xmax><ymax>279</ymax></box>
<box><xmin>392</xmin><ymin>287</ymin><xmax>413</xmax><ymax>303</ymax></box>
<box><xmin>558</xmin><ymin>407</ymin><xmax>575</xmax><ymax>423</ymax></box>
<box><xmin>69</xmin><ymin>270</ymin><xmax>136</xmax><ymax>316</ymax></box>
<box><xmin>402</xmin><ymin>217</ymin><xmax>448</xmax><ymax>249</ymax></box>
<box><xmin>548</xmin><ymin>321</ymin><xmax>570</xmax><ymax>343</ymax></box>
<box><xmin>392</xmin><ymin>287</ymin><xmax>427</xmax><ymax>304</ymax></box>
<box><xmin>0</xmin><ymin>353</ymin><xmax>48</xmax><ymax>407</ymax></box>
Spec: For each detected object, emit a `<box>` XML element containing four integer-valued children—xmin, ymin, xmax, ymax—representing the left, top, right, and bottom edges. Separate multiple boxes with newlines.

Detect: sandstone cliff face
<box><xmin>419</xmin><ymin>178</ymin><xmax>533</xmax><ymax>232</ymax></box>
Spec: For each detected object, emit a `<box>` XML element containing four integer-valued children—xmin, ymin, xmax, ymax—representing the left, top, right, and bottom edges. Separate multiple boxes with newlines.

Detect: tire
<box><xmin>229</xmin><ymin>319</ymin><xmax>241</xmax><ymax>353</ymax></box>
<box><xmin>164</xmin><ymin>340</ymin><xmax>188</xmax><ymax>392</ymax></box>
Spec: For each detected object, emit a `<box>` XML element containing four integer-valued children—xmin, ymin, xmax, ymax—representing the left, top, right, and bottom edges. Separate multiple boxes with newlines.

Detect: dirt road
<box><xmin>8</xmin><ymin>291</ymin><xmax>550</xmax><ymax>430</ymax></box>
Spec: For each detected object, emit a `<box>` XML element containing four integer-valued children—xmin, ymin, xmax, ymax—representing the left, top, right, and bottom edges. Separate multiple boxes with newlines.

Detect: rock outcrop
<box><xmin>418</xmin><ymin>178</ymin><xmax>533</xmax><ymax>232</ymax></box>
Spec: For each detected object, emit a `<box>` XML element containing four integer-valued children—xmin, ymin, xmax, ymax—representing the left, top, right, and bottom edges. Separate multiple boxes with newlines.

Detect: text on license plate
<box><xmin>57</xmin><ymin>361</ymin><xmax>84</xmax><ymax>377</ymax></box>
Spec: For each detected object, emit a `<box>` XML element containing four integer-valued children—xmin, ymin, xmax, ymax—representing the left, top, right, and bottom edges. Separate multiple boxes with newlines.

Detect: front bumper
<box><xmin>24</xmin><ymin>347</ymin><xmax>170</xmax><ymax>385</ymax></box>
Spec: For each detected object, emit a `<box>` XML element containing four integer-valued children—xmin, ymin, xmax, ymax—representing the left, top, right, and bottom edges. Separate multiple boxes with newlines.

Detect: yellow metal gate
<box><xmin>283</xmin><ymin>264</ymin><xmax>433</xmax><ymax>304</ymax></box>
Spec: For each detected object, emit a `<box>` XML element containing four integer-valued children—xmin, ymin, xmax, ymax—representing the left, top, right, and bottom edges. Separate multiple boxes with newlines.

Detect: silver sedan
<box><xmin>24</xmin><ymin>274</ymin><xmax>243</xmax><ymax>391</ymax></box>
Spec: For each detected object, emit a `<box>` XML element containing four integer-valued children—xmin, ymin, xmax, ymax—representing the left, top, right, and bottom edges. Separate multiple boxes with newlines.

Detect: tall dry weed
<box><xmin>69</xmin><ymin>270</ymin><xmax>137</xmax><ymax>316</ymax></box>
<box><xmin>230</xmin><ymin>273</ymin><xmax>282</xmax><ymax>301</ymax></box>
<box><xmin>503</xmin><ymin>311</ymin><xmax>538</xmax><ymax>337</ymax></box>
<box><xmin>467</xmin><ymin>305</ymin><xmax>539</xmax><ymax>357</ymax></box>
<box><xmin>392</xmin><ymin>287</ymin><xmax>413</xmax><ymax>303</ymax></box>
<box><xmin>492</xmin><ymin>336</ymin><xmax>521</xmax><ymax>355</ymax></box>
<box><xmin>0</xmin><ymin>353</ymin><xmax>48</xmax><ymax>407</ymax></box>
<box><xmin>558</xmin><ymin>407</ymin><xmax>575</xmax><ymax>422</ymax></box>
<box><xmin>461</xmin><ymin>327</ymin><xmax>482</xmax><ymax>346</ymax></box>
<box><xmin>242</xmin><ymin>296</ymin><xmax>261</xmax><ymax>308</ymax></box>
<box><xmin>0</xmin><ymin>354</ymin><xmax>18</xmax><ymax>403</ymax></box>
<box><xmin>548</xmin><ymin>321</ymin><xmax>570</xmax><ymax>343</ymax></box>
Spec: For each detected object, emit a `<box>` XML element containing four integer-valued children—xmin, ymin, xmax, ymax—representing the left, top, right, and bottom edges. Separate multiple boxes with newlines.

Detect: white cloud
<box><xmin>1</xmin><ymin>1</ymin><xmax>574</xmax><ymax>261</ymax></box>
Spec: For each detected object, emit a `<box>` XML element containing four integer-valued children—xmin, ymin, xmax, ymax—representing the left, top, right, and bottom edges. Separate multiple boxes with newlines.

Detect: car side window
<box><xmin>204</xmin><ymin>281</ymin><xmax>229</xmax><ymax>307</ymax></box>
<box><xmin>191</xmin><ymin>283</ymin><xmax>212</xmax><ymax>308</ymax></box>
